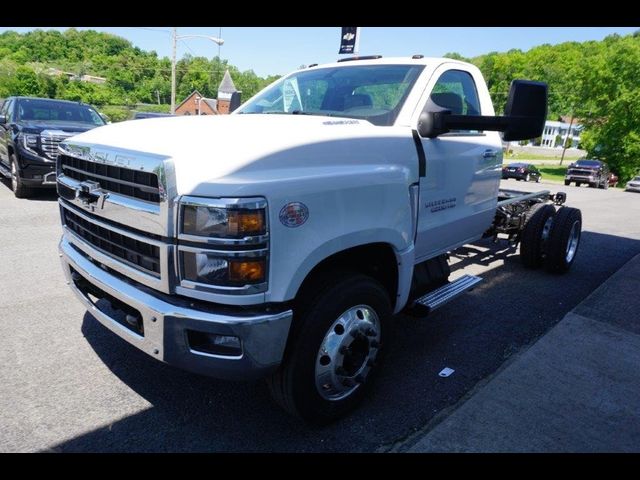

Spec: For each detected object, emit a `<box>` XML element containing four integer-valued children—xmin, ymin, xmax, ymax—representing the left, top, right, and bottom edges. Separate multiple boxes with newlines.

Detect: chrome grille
<box><xmin>59</xmin><ymin>154</ymin><xmax>160</xmax><ymax>203</ymax></box>
<box><xmin>63</xmin><ymin>206</ymin><xmax>161</xmax><ymax>277</ymax></box>
<box><xmin>41</xmin><ymin>131</ymin><xmax>73</xmax><ymax>160</ymax></box>
<box><xmin>569</xmin><ymin>169</ymin><xmax>596</xmax><ymax>176</ymax></box>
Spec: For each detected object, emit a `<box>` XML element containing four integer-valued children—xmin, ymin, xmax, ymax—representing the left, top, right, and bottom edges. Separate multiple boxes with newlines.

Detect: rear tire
<box><xmin>576</xmin><ymin>182</ymin><xmax>582</xmax><ymax>187</ymax></box>
<box><xmin>267</xmin><ymin>273</ymin><xmax>391</xmax><ymax>424</ymax></box>
<box><xmin>544</xmin><ymin>207</ymin><xmax>582</xmax><ymax>274</ymax></box>
<box><xmin>10</xmin><ymin>154</ymin><xmax>32</xmax><ymax>199</ymax></box>
<box><xmin>520</xmin><ymin>203</ymin><xmax>556</xmax><ymax>269</ymax></box>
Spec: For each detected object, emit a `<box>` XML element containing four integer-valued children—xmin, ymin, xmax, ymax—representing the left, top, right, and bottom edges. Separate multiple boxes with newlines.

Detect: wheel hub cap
<box><xmin>315</xmin><ymin>305</ymin><xmax>381</xmax><ymax>401</ymax></box>
<box><xmin>566</xmin><ymin>221</ymin><xmax>580</xmax><ymax>263</ymax></box>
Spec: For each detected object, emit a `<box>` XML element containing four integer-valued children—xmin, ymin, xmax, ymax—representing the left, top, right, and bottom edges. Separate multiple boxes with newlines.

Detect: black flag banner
<box><xmin>339</xmin><ymin>27</ymin><xmax>360</xmax><ymax>54</ymax></box>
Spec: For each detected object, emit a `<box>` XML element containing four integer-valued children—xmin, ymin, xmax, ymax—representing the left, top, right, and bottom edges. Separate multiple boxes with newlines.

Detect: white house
<box><xmin>540</xmin><ymin>119</ymin><xmax>582</xmax><ymax>148</ymax></box>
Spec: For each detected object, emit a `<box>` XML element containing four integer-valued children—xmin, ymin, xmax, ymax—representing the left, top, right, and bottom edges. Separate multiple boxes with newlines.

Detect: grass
<box><xmin>538</xmin><ymin>166</ymin><xmax>568</xmax><ymax>183</ymax></box>
<box><xmin>504</xmin><ymin>151</ymin><xmax>584</xmax><ymax>160</ymax></box>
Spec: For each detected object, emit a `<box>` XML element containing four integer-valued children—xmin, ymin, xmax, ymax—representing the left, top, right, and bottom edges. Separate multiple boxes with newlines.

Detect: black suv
<box><xmin>0</xmin><ymin>97</ymin><xmax>105</xmax><ymax>198</ymax></box>
<box><xmin>565</xmin><ymin>159</ymin><xmax>611</xmax><ymax>189</ymax></box>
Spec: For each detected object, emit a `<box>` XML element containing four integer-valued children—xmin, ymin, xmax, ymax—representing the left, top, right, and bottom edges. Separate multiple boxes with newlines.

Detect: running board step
<box><xmin>410</xmin><ymin>274</ymin><xmax>482</xmax><ymax>316</ymax></box>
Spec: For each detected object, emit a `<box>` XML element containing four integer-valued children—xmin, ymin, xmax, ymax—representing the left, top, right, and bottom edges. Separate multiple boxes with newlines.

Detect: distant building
<box><xmin>46</xmin><ymin>68</ymin><xmax>106</xmax><ymax>85</ymax></box>
<box><xmin>175</xmin><ymin>70</ymin><xmax>242</xmax><ymax>116</ymax></box>
<box><xmin>540</xmin><ymin>119</ymin><xmax>583</xmax><ymax>148</ymax></box>
<box><xmin>175</xmin><ymin>90</ymin><xmax>219</xmax><ymax>116</ymax></box>
<box><xmin>216</xmin><ymin>69</ymin><xmax>241</xmax><ymax>114</ymax></box>
<box><xmin>80</xmin><ymin>74</ymin><xmax>107</xmax><ymax>85</ymax></box>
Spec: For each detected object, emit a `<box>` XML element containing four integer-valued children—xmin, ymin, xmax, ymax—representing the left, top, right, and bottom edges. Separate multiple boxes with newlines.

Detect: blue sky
<box><xmin>1</xmin><ymin>27</ymin><xmax>638</xmax><ymax>77</ymax></box>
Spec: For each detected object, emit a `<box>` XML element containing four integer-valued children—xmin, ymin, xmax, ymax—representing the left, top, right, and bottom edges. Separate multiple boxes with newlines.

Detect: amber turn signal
<box><xmin>229</xmin><ymin>211</ymin><xmax>265</xmax><ymax>236</ymax></box>
<box><xmin>229</xmin><ymin>259</ymin><xmax>266</xmax><ymax>283</ymax></box>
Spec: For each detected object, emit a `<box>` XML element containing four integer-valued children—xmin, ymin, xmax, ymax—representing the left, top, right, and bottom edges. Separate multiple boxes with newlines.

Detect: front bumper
<box><xmin>625</xmin><ymin>185</ymin><xmax>640</xmax><ymax>192</ymax></box>
<box><xmin>59</xmin><ymin>236</ymin><xmax>292</xmax><ymax>380</ymax></box>
<box><xmin>16</xmin><ymin>148</ymin><xmax>56</xmax><ymax>187</ymax></box>
<box><xmin>565</xmin><ymin>175</ymin><xmax>596</xmax><ymax>183</ymax></box>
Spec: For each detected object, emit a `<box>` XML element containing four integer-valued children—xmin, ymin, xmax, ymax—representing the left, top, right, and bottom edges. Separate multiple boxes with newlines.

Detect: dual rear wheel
<box><xmin>520</xmin><ymin>204</ymin><xmax>582</xmax><ymax>273</ymax></box>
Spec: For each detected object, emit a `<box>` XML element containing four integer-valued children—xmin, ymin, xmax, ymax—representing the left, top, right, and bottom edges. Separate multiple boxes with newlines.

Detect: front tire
<box><xmin>564</xmin><ymin>180</ymin><xmax>570</xmax><ymax>186</ymax></box>
<box><xmin>544</xmin><ymin>207</ymin><xmax>582</xmax><ymax>274</ymax></box>
<box><xmin>267</xmin><ymin>273</ymin><xmax>391</xmax><ymax>423</ymax></box>
<box><xmin>10</xmin><ymin>154</ymin><xmax>32</xmax><ymax>199</ymax></box>
<box><xmin>525</xmin><ymin>173</ymin><xmax>531</xmax><ymax>182</ymax></box>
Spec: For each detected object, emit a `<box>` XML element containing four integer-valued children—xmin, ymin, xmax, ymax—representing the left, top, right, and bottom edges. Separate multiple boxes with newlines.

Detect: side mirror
<box><xmin>418</xmin><ymin>80</ymin><xmax>548</xmax><ymax>141</ymax></box>
<box><xmin>501</xmin><ymin>80</ymin><xmax>548</xmax><ymax>141</ymax></box>
<box><xmin>0</xmin><ymin>114</ymin><xmax>6</xmax><ymax>125</ymax></box>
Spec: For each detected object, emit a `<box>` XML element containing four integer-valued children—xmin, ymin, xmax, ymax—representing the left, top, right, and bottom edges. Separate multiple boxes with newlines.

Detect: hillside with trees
<box><xmin>0</xmin><ymin>28</ymin><xmax>280</xmax><ymax>121</ymax></box>
<box><xmin>447</xmin><ymin>30</ymin><xmax>640</xmax><ymax>182</ymax></box>
<box><xmin>1</xmin><ymin>29</ymin><xmax>639</xmax><ymax>181</ymax></box>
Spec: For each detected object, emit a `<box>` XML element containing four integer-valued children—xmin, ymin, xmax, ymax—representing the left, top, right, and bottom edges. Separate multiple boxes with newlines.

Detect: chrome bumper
<box><xmin>59</xmin><ymin>236</ymin><xmax>292</xmax><ymax>380</ymax></box>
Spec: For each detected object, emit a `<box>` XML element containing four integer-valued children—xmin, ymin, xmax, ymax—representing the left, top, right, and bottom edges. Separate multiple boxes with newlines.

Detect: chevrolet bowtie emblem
<box><xmin>75</xmin><ymin>180</ymin><xmax>109</xmax><ymax>210</ymax></box>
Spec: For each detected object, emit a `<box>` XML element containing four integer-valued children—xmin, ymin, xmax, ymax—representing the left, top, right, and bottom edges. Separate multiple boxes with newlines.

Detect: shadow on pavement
<box><xmin>51</xmin><ymin>231</ymin><xmax>640</xmax><ymax>452</ymax></box>
<box><xmin>0</xmin><ymin>178</ymin><xmax>58</xmax><ymax>201</ymax></box>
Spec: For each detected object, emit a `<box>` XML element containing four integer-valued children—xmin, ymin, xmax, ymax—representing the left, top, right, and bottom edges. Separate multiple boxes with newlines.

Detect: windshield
<box><xmin>634</xmin><ymin>177</ymin><xmax>640</xmax><ymax>181</ymax></box>
<box><xmin>236</xmin><ymin>64</ymin><xmax>425</xmax><ymax>126</ymax></box>
<box><xmin>575</xmin><ymin>160</ymin><xmax>601</xmax><ymax>168</ymax></box>
<box><xmin>16</xmin><ymin>99</ymin><xmax>105</xmax><ymax>126</ymax></box>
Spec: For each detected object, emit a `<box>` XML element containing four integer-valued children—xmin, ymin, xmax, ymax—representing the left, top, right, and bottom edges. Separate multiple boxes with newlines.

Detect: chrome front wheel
<box><xmin>315</xmin><ymin>305</ymin><xmax>381</xmax><ymax>401</ymax></box>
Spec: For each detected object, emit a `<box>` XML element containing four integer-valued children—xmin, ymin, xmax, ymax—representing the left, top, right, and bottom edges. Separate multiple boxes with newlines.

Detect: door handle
<box><xmin>482</xmin><ymin>150</ymin><xmax>498</xmax><ymax>159</ymax></box>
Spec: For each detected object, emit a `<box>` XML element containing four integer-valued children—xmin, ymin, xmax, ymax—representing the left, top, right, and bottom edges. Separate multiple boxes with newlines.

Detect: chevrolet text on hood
<box><xmin>56</xmin><ymin>56</ymin><xmax>582</xmax><ymax>423</ymax></box>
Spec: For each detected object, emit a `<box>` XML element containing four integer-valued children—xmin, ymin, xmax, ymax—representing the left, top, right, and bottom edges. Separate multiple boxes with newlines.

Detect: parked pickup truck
<box><xmin>0</xmin><ymin>97</ymin><xmax>105</xmax><ymax>197</ymax></box>
<box><xmin>57</xmin><ymin>56</ymin><xmax>582</xmax><ymax>422</ymax></box>
<box><xmin>564</xmin><ymin>159</ymin><xmax>611</xmax><ymax>189</ymax></box>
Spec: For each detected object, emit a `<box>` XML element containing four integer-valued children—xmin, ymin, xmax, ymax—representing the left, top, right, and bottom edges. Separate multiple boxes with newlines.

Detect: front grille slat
<box><xmin>63</xmin><ymin>208</ymin><xmax>160</xmax><ymax>276</ymax></box>
<box><xmin>59</xmin><ymin>154</ymin><xmax>160</xmax><ymax>203</ymax></box>
<box><xmin>41</xmin><ymin>134</ymin><xmax>71</xmax><ymax>160</ymax></box>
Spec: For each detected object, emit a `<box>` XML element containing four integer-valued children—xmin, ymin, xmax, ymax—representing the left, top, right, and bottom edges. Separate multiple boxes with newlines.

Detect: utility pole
<box><xmin>560</xmin><ymin>111</ymin><xmax>574</xmax><ymax>166</ymax></box>
<box><xmin>170</xmin><ymin>28</ymin><xmax>223</xmax><ymax>115</ymax></box>
<box><xmin>156</xmin><ymin>90</ymin><xmax>161</xmax><ymax>105</ymax></box>
<box><xmin>171</xmin><ymin>27</ymin><xmax>177</xmax><ymax>114</ymax></box>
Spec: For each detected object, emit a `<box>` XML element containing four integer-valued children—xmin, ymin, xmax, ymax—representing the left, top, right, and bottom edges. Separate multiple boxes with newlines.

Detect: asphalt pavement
<box><xmin>405</xmin><ymin>252</ymin><xmax>640</xmax><ymax>452</ymax></box>
<box><xmin>1</xmin><ymin>178</ymin><xmax>639</xmax><ymax>452</ymax></box>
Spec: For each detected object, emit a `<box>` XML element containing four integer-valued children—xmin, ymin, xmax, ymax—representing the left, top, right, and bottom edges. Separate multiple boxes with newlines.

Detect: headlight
<box><xmin>181</xmin><ymin>198</ymin><xmax>267</xmax><ymax>239</ymax></box>
<box><xmin>181</xmin><ymin>251</ymin><xmax>266</xmax><ymax>286</ymax></box>
<box><xmin>178</xmin><ymin>197</ymin><xmax>269</xmax><ymax>292</ymax></box>
<box><xmin>20</xmin><ymin>133</ymin><xmax>39</xmax><ymax>152</ymax></box>
<box><xmin>183</xmin><ymin>206</ymin><xmax>265</xmax><ymax>238</ymax></box>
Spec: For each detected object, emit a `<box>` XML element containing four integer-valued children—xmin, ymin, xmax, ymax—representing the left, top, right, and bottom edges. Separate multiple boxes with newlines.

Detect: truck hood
<box><xmin>20</xmin><ymin>121</ymin><xmax>99</xmax><ymax>134</ymax></box>
<box><xmin>65</xmin><ymin>114</ymin><xmax>415</xmax><ymax>195</ymax></box>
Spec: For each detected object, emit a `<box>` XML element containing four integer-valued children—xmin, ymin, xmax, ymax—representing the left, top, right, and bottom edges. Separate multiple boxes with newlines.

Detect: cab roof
<box><xmin>306</xmin><ymin>56</ymin><xmax>473</xmax><ymax>71</ymax></box>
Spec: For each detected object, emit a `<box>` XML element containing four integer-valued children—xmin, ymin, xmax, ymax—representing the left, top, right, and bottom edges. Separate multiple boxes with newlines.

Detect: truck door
<box><xmin>0</xmin><ymin>99</ymin><xmax>11</xmax><ymax>165</ymax></box>
<box><xmin>414</xmin><ymin>67</ymin><xmax>502</xmax><ymax>262</ymax></box>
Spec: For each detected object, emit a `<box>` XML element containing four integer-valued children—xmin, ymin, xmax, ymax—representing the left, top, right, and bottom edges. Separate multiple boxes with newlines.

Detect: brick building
<box><xmin>175</xmin><ymin>69</ymin><xmax>241</xmax><ymax>116</ymax></box>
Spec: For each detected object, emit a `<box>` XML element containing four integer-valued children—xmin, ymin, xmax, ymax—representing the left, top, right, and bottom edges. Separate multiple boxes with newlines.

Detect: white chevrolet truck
<box><xmin>57</xmin><ymin>56</ymin><xmax>581</xmax><ymax>422</ymax></box>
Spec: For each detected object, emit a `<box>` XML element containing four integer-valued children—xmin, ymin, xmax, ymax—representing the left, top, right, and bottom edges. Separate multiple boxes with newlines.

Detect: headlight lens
<box><xmin>182</xmin><ymin>251</ymin><xmax>266</xmax><ymax>285</ymax></box>
<box><xmin>21</xmin><ymin>133</ymin><xmax>39</xmax><ymax>151</ymax></box>
<box><xmin>182</xmin><ymin>205</ymin><xmax>266</xmax><ymax>238</ymax></box>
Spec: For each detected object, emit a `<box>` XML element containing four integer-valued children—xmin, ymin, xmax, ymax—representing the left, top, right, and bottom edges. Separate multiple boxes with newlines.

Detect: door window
<box><xmin>428</xmin><ymin>70</ymin><xmax>482</xmax><ymax>133</ymax></box>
